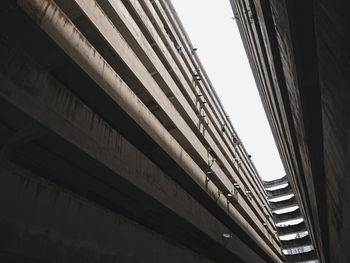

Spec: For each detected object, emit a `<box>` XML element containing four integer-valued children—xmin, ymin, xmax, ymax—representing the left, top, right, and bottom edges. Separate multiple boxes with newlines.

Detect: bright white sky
<box><xmin>172</xmin><ymin>0</ymin><xmax>285</xmax><ymax>181</ymax></box>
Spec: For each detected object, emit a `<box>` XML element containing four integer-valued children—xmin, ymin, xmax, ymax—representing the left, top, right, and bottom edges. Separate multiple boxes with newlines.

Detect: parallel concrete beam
<box><xmin>0</xmin><ymin>160</ymin><xmax>216</xmax><ymax>263</ymax></box>
<box><xmin>229</xmin><ymin>0</ymin><xmax>321</xmax><ymax>260</ymax></box>
<box><xmin>266</xmin><ymin>184</ymin><xmax>293</xmax><ymax>199</ymax></box>
<box><xmin>93</xmin><ymin>0</ymin><xmax>271</xmax><ymax>229</ymax></box>
<box><xmin>277</xmin><ymin>221</ymin><xmax>307</xmax><ymax>236</ymax></box>
<box><xmin>269</xmin><ymin>196</ymin><xmax>297</xmax><ymax>211</ymax></box>
<box><xmin>263</xmin><ymin>176</ymin><xmax>288</xmax><ymax>188</ymax></box>
<box><xmin>0</xmin><ymin>72</ymin><xmax>262</xmax><ymax>262</ymax></box>
<box><xmin>0</xmin><ymin>39</ymin><xmax>274</xmax><ymax>262</ymax></box>
<box><xmin>13</xmin><ymin>1</ymin><xmax>283</xmax><ymax>259</ymax></box>
<box><xmin>80</xmin><ymin>0</ymin><xmax>271</xmax><ymax>230</ymax></box>
<box><xmin>285</xmin><ymin>250</ymin><xmax>318</xmax><ymax>262</ymax></box>
<box><xmin>155</xmin><ymin>0</ymin><xmax>267</xmax><ymax>199</ymax></box>
<box><xmin>280</xmin><ymin>235</ymin><xmax>311</xmax><ymax>250</ymax></box>
<box><xmin>99</xmin><ymin>0</ymin><xmax>276</xmax><ymax>238</ymax></box>
<box><xmin>152</xmin><ymin>0</ymin><xmax>274</xmax><ymax>235</ymax></box>
<box><xmin>0</xmin><ymin>123</ymin><xmax>47</xmax><ymax>157</ymax></box>
<box><xmin>63</xmin><ymin>0</ymin><xmax>277</xmax><ymax>241</ymax></box>
<box><xmin>273</xmin><ymin>208</ymin><xmax>302</xmax><ymax>224</ymax></box>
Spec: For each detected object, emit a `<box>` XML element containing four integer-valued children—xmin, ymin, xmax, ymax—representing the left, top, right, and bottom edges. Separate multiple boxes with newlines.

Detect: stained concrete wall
<box><xmin>230</xmin><ymin>0</ymin><xmax>350</xmax><ymax>261</ymax></box>
<box><xmin>0</xmin><ymin>0</ymin><xmax>283</xmax><ymax>261</ymax></box>
<box><xmin>315</xmin><ymin>1</ymin><xmax>350</xmax><ymax>262</ymax></box>
<box><xmin>0</xmin><ymin>160</ymin><xmax>214</xmax><ymax>263</ymax></box>
<box><xmin>0</xmin><ymin>38</ymin><xmax>265</xmax><ymax>263</ymax></box>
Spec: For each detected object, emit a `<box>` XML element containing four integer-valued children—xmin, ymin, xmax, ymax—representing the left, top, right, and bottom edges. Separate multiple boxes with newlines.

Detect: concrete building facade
<box><xmin>0</xmin><ymin>0</ymin><xmax>285</xmax><ymax>262</ymax></box>
<box><xmin>230</xmin><ymin>0</ymin><xmax>350</xmax><ymax>262</ymax></box>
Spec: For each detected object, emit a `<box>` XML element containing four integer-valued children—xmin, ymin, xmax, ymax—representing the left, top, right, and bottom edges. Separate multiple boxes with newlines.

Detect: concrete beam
<box><xmin>266</xmin><ymin>184</ymin><xmax>292</xmax><ymax>199</ymax></box>
<box><xmin>0</xmin><ymin>160</ymin><xmax>216</xmax><ymax>263</ymax></box>
<box><xmin>161</xmin><ymin>0</ymin><xmax>269</xmax><ymax>208</ymax></box>
<box><xmin>276</xmin><ymin>222</ymin><xmax>306</xmax><ymax>236</ymax></box>
<box><xmin>269</xmin><ymin>196</ymin><xmax>297</xmax><ymax>211</ymax></box>
<box><xmin>155</xmin><ymin>0</ymin><xmax>267</xmax><ymax>199</ymax></box>
<box><xmin>229</xmin><ymin>0</ymin><xmax>325</xmax><ymax>260</ymax></box>
<box><xmin>0</xmin><ymin>123</ymin><xmax>47</xmax><ymax>158</ymax></box>
<box><xmin>12</xmin><ymin>1</ymin><xmax>282</xmax><ymax>260</ymax></box>
<box><xmin>152</xmin><ymin>0</ymin><xmax>275</xmax><ymax>238</ymax></box>
<box><xmin>263</xmin><ymin>176</ymin><xmax>288</xmax><ymax>188</ymax></box>
<box><xmin>61</xmin><ymin>0</ymin><xmax>276</xmax><ymax>241</ymax></box>
<box><xmin>0</xmin><ymin>43</ymin><xmax>270</xmax><ymax>262</ymax></box>
<box><xmin>273</xmin><ymin>208</ymin><xmax>302</xmax><ymax>224</ymax></box>
<box><xmin>93</xmin><ymin>0</ymin><xmax>272</xmax><ymax>232</ymax></box>
<box><xmin>280</xmin><ymin>235</ymin><xmax>311</xmax><ymax>250</ymax></box>
<box><xmin>285</xmin><ymin>250</ymin><xmax>318</xmax><ymax>262</ymax></box>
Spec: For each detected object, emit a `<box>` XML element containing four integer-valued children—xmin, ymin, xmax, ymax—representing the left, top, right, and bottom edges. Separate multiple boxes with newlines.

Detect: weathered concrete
<box><xmin>266</xmin><ymin>184</ymin><xmax>293</xmax><ymax>199</ymax></box>
<box><xmin>231</xmin><ymin>0</ymin><xmax>350</xmax><ymax>261</ymax></box>
<box><xmin>263</xmin><ymin>175</ymin><xmax>311</xmax><ymax>260</ymax></box>
<box><xmin>65</xmin><ymin>0</ymin><xmax>275</xmax><ymax>237</ymax></box>
<box><xmin>276</xmin><ymin>222</ymin><xmax>307</xmax><ymax>236</ymax></box>
<box><xmin>0</xmin><ymin>0</ymin><xmax>285</xmax><ymax>261</ymax></box>
<box><xmin>157</xmin><ymin>0</ymin><xmax>269</xmax><ymax>208</ymax></box>
<box><xmin>0</xmin><ymin>41</ymin><xmax>265</xmax><ymax>262</ymax></box>
<box><xmin>280</xmin><ymin>235</ymin><xmax>311</xmax><ymax>250</ymax></box>
<box><xmin>272</xmin><ymin>208</ymin><xmax>302</xmax><ymax>224</ymax></box>
<box><xmin>285</xmin><ymin>250</ymin><xmax>318</xmax><ymax>263</ymax></box>
<box><xmin>263</xmin><ymin>176</ymin><xmax>288</xmax><ymax>188</ymax></box>
<box><xmin>93</xmin><ymin>0</ymin><xmax>274</xmax><ymax>233</ymax></box>
<box><xmin>9</xmin><ymin>0</ymin><xmax>283</xmax><ymax>260</ymax></box>
<box><xmin>269</xmin><ymin>196</ymin><xmax>297</xmax><ymax>211</ymax></box>
<box><xmin>0</xmin><ymin>160</ymin><xmax>215</xmax><ymax>263</ymax></box>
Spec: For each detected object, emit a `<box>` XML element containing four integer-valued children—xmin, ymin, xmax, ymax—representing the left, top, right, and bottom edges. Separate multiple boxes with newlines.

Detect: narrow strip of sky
<box><xmin>171</xmin><ymin>0</ymin><xmax>285</xmax><ymax>180</ymax></box>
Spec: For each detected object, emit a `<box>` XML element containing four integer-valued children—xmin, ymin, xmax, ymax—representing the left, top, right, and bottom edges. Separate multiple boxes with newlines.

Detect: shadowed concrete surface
<box><xmin>0</xmin><ymin>160</ymin><xmax>215</xmax><ymax>263</ymax></box>
<box><xmin>0</xmin><ymin>0</ymin><xmax>286</xmax><ymax>262</ymax></box>
<box><xmin>263</xmin><ymin>176</ymin><xmax>315</xmax><ymax>261</ymax></box>
<box><xmin>231</xmin><ymin>0</ymin><xmax>350</xmax><ymax>262</ymax></box>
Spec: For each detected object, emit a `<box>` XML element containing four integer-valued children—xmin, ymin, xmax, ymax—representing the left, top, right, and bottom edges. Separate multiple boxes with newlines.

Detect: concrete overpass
<box><xmin>0</xmin><ymin>0</ymin><xmax>286</xmax><ymax>262</ymax></box>
<box><xmin>231</xmin><ymin>0</ymin><xmax>350</xmax><ymax>262</ymax></box>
